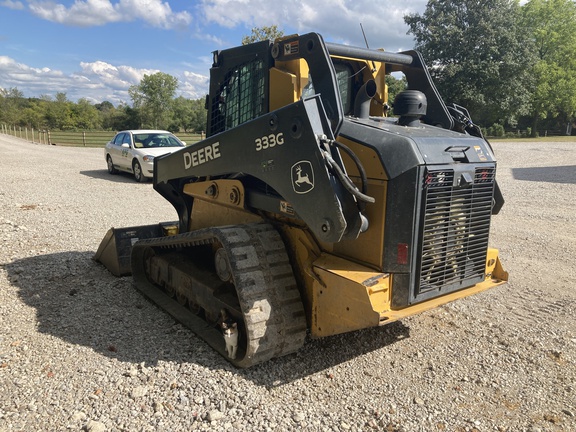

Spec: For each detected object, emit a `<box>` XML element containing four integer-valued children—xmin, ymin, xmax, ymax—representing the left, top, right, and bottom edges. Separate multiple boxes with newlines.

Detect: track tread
<box><xmin>131</xmin><ymin>222</ymin><xmax>307</xmax><ymax>368</ymax></box>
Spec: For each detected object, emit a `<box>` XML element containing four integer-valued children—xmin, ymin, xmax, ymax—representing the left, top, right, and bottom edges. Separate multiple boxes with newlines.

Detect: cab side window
<box><xmin>122</xmin><ymin>134</ymin><xmax>132</xmax><ymax>146</ymax></box>
<box><xmin>113</xmin><ymin>133</ymin><xmax>126</xmax><ymax>146</ymax></box>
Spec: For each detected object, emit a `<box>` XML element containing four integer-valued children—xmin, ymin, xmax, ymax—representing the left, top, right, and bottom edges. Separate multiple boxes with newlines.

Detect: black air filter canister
<box><xmin>394</xmin><ymin>90</ymin><xmax>427</xmax><ymax>126</ymax></box>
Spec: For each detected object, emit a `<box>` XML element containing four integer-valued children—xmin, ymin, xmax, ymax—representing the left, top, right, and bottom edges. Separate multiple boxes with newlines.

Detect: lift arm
<box><xmin>154</xmin><ymin>95</ymin><xmax>364</xmax><ymax>243</ymax></box>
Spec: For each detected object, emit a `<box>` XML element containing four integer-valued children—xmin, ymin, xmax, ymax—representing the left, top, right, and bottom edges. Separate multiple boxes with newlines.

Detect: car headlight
<box><xmin>142</xmin><ymin>155</ymin><xmax>155</xmax><ymax>162</ymax></box>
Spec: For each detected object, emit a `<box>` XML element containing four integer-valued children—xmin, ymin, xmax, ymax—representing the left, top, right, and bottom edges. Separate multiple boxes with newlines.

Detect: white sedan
<box><xmin>105</xmin><ymin>130</ymin><xmax>186</xmax><ymax>182</ymax></box>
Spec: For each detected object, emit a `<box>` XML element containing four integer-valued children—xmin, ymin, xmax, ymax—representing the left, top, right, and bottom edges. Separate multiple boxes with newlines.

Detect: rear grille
<box><xmin>416</xmin><ymin>167</ymin><xmax>495</xmax><ymax>298</ymax></box>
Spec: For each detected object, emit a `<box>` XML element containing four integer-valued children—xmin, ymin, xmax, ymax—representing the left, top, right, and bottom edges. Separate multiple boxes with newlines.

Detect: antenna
<box><xmin>360</xmin><ymin>23</ymin><xmax>370</xmax><ymax>49</ymax></box>
<box><xmin>360</xmin><ymin>23</ymin><xmax>377</xmax><ymax>72</ymax></box>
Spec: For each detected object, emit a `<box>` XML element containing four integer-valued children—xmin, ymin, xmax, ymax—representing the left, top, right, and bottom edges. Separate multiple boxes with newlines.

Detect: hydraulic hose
<box><xmin>322</xmin><ymin>150</ymin><xmax>375</xmax><ymax>206</ymax></box>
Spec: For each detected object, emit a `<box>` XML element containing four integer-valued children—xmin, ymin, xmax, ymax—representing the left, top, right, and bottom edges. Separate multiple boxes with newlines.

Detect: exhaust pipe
<box><xmin>353</xmin><ymin>79</ymin><xmax>377</xmax><ymax>119</ymax></box>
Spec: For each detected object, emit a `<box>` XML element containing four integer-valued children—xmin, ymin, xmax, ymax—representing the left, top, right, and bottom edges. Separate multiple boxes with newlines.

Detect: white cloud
<box><xmin>0</xmin><ymin>56</ymin><xmax>67</xmax><ymax>89</ymax></box>
<box><xmin>0</xmin><ymin>0</ymin><xmax>428</xmax><ymax>104</ymax></box>
<box><xmin>117</xmin><ymin>0</ymin><xmax>192</xmax><ymax>29</ymax></box>
<box><xmin>0</xmin><ymin>56</ymin><xmax>208</xmax><ymax>105</ymax></box>
<box><xmin>180</xmin><ymin>71</ymin><xmax>209</xmax><ymax>99</ymax></box>
<box><xmin>1</xmin><ymin>0</ymin><xmax>25</xmax><ymax>10</ymax></box>
<box><xmin>27</xmin><ymin>0</ymin><xmax>192</xmax><ymax>28</ymax></box>
<box><xmin>79</xmin><ymin>61</ymin><xmax>156</xmax><ymax>89</ymax></box>
<box><xmin>199</xmin><ymin>0</ymin><xmax>426</xmax><ymax>52</ymax></box>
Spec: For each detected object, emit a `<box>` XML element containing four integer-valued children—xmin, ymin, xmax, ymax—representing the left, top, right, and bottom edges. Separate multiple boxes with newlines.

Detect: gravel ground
<box><xmin>0</xmin><ymin>135</ymin><xmax>574</xmax><ymax>432</ymax></box>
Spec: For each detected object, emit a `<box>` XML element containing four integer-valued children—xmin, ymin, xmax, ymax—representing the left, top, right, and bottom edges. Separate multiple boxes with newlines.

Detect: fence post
<box><xmin>32</xmin><ymin>128</ymin><xmax>35</xmax><ymax>143</ymax></box>
<box><xmin>83</xmin><ymin>131</ymin><xmax>86</xmax><ymax>147</ymax></box>
<box><xmin>47</xmin><ymin>130</ymin><xmax>52</xmax><ymax>145</ymax></box>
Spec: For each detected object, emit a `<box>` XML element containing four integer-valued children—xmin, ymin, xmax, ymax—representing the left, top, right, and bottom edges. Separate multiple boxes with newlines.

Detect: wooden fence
<box><xmin>0</xmin><ymin>124</ymin><xmax>204</xmax><ymax>147</ymax></box>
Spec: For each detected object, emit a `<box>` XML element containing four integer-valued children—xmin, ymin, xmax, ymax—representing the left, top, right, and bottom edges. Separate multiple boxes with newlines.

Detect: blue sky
<box><xmin>0</xmin><ymin>0</ymin><xmax>429</xmax><ymax>106</ymax></box>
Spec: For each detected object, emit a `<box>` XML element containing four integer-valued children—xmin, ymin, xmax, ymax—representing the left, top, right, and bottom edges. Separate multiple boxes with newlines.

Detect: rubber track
<box><xmin>131</xmin><ymin>223</ymin><xmax>307</xmax><ymax>368</ymax></box>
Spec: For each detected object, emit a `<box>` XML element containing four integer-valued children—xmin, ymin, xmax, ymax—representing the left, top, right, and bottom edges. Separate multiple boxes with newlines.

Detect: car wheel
<box><xmin>133</xmin><ymin>160</ymin><xmax>146</xmax><ymax>182</ymax></box>
<box><xmin>106</xmin><ymin>155</ymin><xmax>118</xmax><ymax>174</ymax></box>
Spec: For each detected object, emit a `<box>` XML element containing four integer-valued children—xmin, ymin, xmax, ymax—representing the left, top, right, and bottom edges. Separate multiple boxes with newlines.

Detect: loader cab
<box><xmin>205</xmin><ymin>33</ymin><xmax>453</xmax><ymax>140</ymax></box>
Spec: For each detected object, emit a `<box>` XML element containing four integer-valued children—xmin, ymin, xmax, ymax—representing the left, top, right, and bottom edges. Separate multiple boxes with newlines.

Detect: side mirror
<box><xmin>121</xmin><ymin>143</ymin><xmax>130</xmax><ymax>148</ymax></box>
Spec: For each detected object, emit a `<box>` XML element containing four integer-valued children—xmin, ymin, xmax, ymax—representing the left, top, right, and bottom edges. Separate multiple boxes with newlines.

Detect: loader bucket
<box><xmin>93</xmin><ymin>222</ymin><xmax>178</xmax><ymax>276</ymax></box>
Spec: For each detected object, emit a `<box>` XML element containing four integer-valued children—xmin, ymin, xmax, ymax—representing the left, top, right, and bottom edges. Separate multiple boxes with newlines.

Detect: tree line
<box><xmin>2</xmin><ymin>1</ymin><xmax>575</xmax><ymax>137</ymax></box>
<box><xmin>405</xmin><ymin>0</ymin><xmax>576</xmax><ymax>136</ymax></box>
<box><xmin>0</xmin><ymin>73</ymin><xmax>207</xmax><ymax>134</ymax></box>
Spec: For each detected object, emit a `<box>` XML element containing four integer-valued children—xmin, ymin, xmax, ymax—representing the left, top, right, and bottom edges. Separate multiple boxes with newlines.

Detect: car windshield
<box><xmin>133</xmin><ymin>133</ymin><xmax>185</xmax><ymax>149</ymax></box>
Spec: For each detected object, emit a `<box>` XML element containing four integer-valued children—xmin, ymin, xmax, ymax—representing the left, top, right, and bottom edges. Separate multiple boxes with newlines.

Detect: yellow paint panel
<box><xmin>337</xmin><ymin>137</ymin><xmax>387</xmax><ymax>180</ymax></box>
<box><xmin>185</xmin><ymin>180</ymin><xmax>262</xmax><ymax>231</ymax></box>
<box><xmin>311</xmin><ymin>253</ymin><xmax>390</xmax><ymax>338</ymax></box>
<box><xmin>269</xmin><ymin>59</ymin><xmax>310</xmax><ymax>110</ymax></box>
<box><xmin>329</xmin><ymin>179</ymin><xmax>386</xmax><ymax>269</ymax></box>
<box><xmin>269</xmin><ymin>67</ymin><xmax>298</xmax><ymax>111</ymax></box>
<box><xmin>309</xmin><ymin>249</ymin><xmax>507</xmax><ymax>338</ymax></box>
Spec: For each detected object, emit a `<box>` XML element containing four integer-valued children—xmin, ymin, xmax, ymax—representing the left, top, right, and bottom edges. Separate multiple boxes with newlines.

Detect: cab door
<box><xmin>108</xmin><ymin>132</ymin><xmax>125</xmax><ymax>168</ymax></box>
<box><xmin>117</xmin><ymin>132</ymin><xmax>133</xmax><ymax>170</ymax></box>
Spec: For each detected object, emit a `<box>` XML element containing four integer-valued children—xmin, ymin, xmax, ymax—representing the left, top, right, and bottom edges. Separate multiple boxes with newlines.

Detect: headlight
<box><xmin>142</xmin><ymin>155</ymin><xmax>155</xmax><ymax>162</ymax></box>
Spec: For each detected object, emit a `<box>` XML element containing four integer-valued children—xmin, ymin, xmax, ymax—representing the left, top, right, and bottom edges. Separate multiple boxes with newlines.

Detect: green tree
<box><xmin>45</xmin><ymin>93</ymin><xmax>74</xmax><ymax>130</ymax></box>
<box><xmin>0</xmin><ymin>87</ymin><xmax>25</xmax><ymax>125</ymax></box>
<box><xmin>95</xmin><ymin>101</ymin><xmax>118</xmax><ymax>130</ymax></box>
<box><xmin>20</xmin><ymin>99</ymin><xmax>48</xmax><ymax>130</ymax></box>
<box><xmin>172</xmin><ymin>96</ymin><xmax>194</xmax><ymax>131</ymax></box>
<box><xmin>71</xmin><ymin>98</ymin><xmax>101</xmax><ymax>129</ymax></box>
<box><xmin>522</xmin><ymin>0</ymin><xmax>576</xmax><ymax>136</ymax></box>
<box><xmin>405</xmin><ymin>0</ymin><xmax>535</xmax><ymax>127</ymax></box>
<box><xmin>189</xmin><ymin>98</ymin><xmax>207</xmax><ymax>133</ymax></box>
<box><xmin>171</xmin><ymin>96</ymin><xmax>207</xmax><ymax>133</ymax></box>
<box><xmin>386</xmin><ymin>74</ymin><xmax>408</xmax><ymax>108</ymax></box>
<box><xmin>242</xmin><ymin>25</ymin><xmax>284</xmax><ymax>45</ymax></box>
<box><xmin>129</xmin><ymin>72</ymin><xmax>179</xmax><ymax>129</ymax></box>
<box><xmin>102</xmin><ymin>103</ymin><xmax>141</xmax><ymax>131</ymax></box>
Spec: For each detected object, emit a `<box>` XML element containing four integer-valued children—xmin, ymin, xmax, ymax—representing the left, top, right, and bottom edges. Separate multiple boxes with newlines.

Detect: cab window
<box><xmin>113</xmin><ymin>133</ymin><xmax>126</xmax><ymax>146</ymax></box>
<box><xmin>302</xmin><ymin>62</ymin><xmax>355</xmax><ymax>115</ymax></box>
<box><xmin>334</xmin><ymin>63</ymin><xmax>354</xmax><ymax>115</ymax></box>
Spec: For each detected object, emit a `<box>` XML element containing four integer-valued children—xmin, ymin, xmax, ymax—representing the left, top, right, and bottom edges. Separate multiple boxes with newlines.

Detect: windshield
<box><xmin>133</xmin><ymin>133</ymin><xmax>185</xmax><ymax>149</ymax></box>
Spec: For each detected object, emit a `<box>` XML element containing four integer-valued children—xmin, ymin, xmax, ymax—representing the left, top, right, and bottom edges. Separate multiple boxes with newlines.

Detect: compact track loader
<box><xmin>95</xmin><ymin>33</ymin><xmax>508</xmax><ymax>367</ymax></box>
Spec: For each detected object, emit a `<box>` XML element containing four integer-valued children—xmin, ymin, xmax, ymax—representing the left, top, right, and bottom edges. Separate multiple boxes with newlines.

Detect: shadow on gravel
<box><xmin>80</xmin><ymin>169</ymin><xmax>152</xmax><ymax>184</ymax></box>
<box><xmin>4</xmin><ymin>251</ymin><xmax>409</xmax><ymax>386</ymax></box>
<box><xmin>512</xmin><ymin>165</ymin><xmax>576</xmax><ymax>184</ymax></box>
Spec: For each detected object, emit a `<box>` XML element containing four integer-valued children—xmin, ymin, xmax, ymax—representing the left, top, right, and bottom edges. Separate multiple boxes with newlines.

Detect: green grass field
<box><xmin>3</xmin><ymin>127</ymin><xmax>574</xmax><ymax>147</ymax></box>
<box><xmin>3</xmin><ymin>129</ymin><xmax>204</xmax><ymax>147</ymax></box>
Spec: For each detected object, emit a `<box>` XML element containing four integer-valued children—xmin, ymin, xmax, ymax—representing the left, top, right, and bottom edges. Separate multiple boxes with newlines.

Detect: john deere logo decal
<box><xmin>291</xmin><ymin>161</ymin><xmax>314</xmax><ymax>194</ymax></box>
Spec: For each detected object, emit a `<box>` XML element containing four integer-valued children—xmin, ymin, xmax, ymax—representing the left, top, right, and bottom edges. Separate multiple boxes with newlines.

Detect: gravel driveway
<box><xmin>0</xmin><ymin>135</ymin><xmax>574</xmax><ymax>432</ymax></box>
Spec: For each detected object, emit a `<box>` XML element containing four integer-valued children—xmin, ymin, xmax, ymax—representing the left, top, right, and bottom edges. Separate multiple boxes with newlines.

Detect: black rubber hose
<box><xmin>332</xmin><ymin>140</ymin><xmax>370</xmax><ymax>198</ymax></box>
<box><xmin>329</xmin><ymin>140</ymin><xmax>374</xmax><ymax>212</ymax></box>
<box><xmin>324</xmin><ymin>151</ymin><xmax>375</xmax><ymax>205</ymax></box>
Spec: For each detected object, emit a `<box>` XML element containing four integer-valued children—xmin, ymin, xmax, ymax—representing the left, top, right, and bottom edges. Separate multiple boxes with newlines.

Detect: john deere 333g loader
<box><xmin>95</xmin><ymin>33</ymin><xmax>508</xmax><ymax>368</ymax></box>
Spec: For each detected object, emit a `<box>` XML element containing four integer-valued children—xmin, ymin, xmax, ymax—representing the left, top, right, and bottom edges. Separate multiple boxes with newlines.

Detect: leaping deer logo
<box><xmin>291</xmin><ymin>161</ymin><xmax>314</xmax><ymax>194</ymax></box>
<box><xmin>295</xmin><ymin>165</ymin><xmax>313</xmax><ymax>187</ymax></box>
